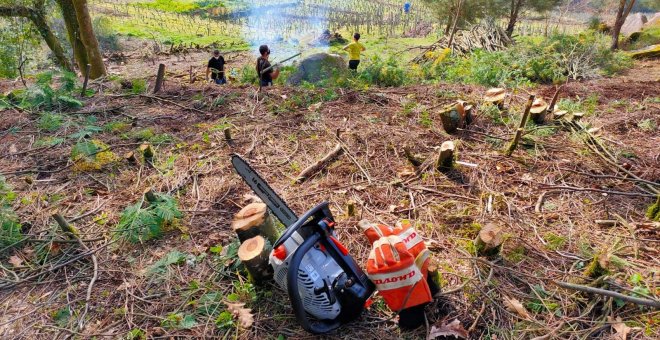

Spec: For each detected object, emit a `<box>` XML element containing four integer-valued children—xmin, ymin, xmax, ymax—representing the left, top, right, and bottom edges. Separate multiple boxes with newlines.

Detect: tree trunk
<box><xmin>447</xmin><ymin>0</ymin><xmax>463</xmax><ymax>50</ymax></box>
<box><xmin>611</xmin><ymin>0</ymin><xmax>636</xmax><ymax>51</ymax></box>
<box><xmin>0</xmin><ymin>5</ymin><xmax>73</xmax><ymax>72</ymax></box>
<box><xmin>56</xmin><ymin>0</ymin><xmax>89</xmax><ymax>74</ymax></box>
<box><xmin>505</xmin><ymin>0</ymin><xmax>523</xmax><ymax>38</ymax></box>
<box><xmin>72</xmin><ymin>0</ymin><xmax>106</xmax><ymax>79</ymax></box>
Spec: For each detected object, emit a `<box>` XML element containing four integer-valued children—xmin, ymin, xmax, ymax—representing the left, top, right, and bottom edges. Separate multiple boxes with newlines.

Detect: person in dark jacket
<box><xmin>206</xmin><ymin>50</ymin><xmax>226</xmax><ymax>84</ymax></box>
<box><xmin>256</xmin><ymin>45</ymin><xmax>280</xmax><ymax>87</ymax></box>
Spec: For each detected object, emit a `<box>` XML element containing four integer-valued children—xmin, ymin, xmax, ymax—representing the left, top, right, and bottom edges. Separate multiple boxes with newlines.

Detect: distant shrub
<box><xmin>239</xmin><ymin>64</ymin><xmax>258</xmax><ymax>85</ymax></box>
<box><xmin>6</xmin><ymin>71</ymin><xmax>82</xmax><ymax>110</ymax></box>
<box><xmin>434</xmin><ymin>31</ymin><xmax>632</xmax><ymax>86</ymax></box>
<box><xmin>359</xmin><ymin>56</ymin><xmax>407</xmax><ymax>87</ymax></box>
<box><xmin>93</xmin><ymin>17</ymin><xmax>121</xmax><ymax>52</ymax></box>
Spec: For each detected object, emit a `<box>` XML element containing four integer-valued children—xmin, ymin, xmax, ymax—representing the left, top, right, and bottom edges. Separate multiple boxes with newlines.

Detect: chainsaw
<box><xmin>231</xmin><ymin>154</ymin><xmax>374</xmax><ymax>334</ymax></box>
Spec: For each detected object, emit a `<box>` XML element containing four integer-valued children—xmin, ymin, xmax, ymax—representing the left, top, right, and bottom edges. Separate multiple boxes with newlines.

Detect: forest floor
<box><xmin>0</xmin><ymin>59</ymin><xmax>659</xmax><ymax>339</ymax></box>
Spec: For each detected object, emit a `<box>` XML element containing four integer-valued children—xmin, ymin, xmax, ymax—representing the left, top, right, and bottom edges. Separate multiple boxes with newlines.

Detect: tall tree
<box><xmin>72</xmin><ymin>0</ymin><xmax>105</xmax><ymax>78</ymax></box>
<box><xmin>423</xmin><ymin>0</ymin><xmax>503</xmax><ymax>34</ymax></box>
<box><xmin>56</xmin><ymin>0</ymin><xmax>89</xmax><ymax>74</ymax></box>
<box><xmin>0</xmin><ymin>0</ymin><xmax>73</xmax><ymax>71</ymax></box>
<box><xmin>504</xmin><ymin>0</ymin><xmax>562</xmax><ymax>37</ymax></box>
<box><xmin>611</xmin><ymin>0</ymin><xmax>637</xmax><ymax>50</ymax></box>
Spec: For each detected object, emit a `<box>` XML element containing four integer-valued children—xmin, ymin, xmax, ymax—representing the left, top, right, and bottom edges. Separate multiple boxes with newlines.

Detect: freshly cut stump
<box><xmin>437</xmin><ymin>141</ymin><xmax>455</xmax><ymax>171</ymax></box>
<box><xmin>231</xmin><ymin>203</ymin><xmax>278</xmax><ymax>244</ymax></box>
<box><xmin>238</xmin><ymin>236</ymin><xmax>274</xmax><ymax>284</ymax></box>
<box><xmin>474</xmin><ymin>223</ymin><xmax>503</xmax><ymax>258</ymax></box>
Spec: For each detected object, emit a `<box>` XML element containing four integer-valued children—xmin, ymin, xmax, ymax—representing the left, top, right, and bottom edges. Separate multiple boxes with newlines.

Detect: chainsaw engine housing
<box><xmin>269</xmin><ymin>203</ymin><xmax>374</xmax><ymax>333</ymax></box>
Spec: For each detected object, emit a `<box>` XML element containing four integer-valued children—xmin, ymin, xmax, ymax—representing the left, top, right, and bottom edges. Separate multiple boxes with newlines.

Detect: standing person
<box><xmin>343</xmin><ymin>33</ymin><xmax>365</xmax><ymax>71</ymax></box>
<box><xmin>206</xmin><ymin>50</ymin><xmax>226</xmax><ymax>84</ymax></box>
<box><xmin>256</xmin><ymin>45</ymin><xmax>280</xmax><ymax>87</ymax></box>
<box><xmin>404</xmin><ymin>2</ymin><xmax>411</xmax><ymax>13</ymax></box>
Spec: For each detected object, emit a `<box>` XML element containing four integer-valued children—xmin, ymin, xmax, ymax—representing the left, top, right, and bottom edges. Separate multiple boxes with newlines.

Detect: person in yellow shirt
<box><xmin>343</xmin><ymin>33</ymin><xmax>366</xmax><ymax>70</ymax></box>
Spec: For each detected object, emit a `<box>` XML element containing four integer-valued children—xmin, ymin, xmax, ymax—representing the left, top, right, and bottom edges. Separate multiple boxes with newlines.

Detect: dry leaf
<box><xmin>396</xmin><ymin>166</ymin><xmax>416</xmax><ymax>178</ymax></box>
<box><xmin>9</xmin><ymin>144</ymin><xmax>17</xmax><ymax>154</ymax></box>
<box><xmin>308</xmin><ymin>102</ymin><xmax>322</xmax><ymax>112</ymax></box>
<box><xmin>503</xmin><ymin>296</ymin><xmax>531</xmax><ymax>319</ymax></box>
<box><xmin>608</xmin><ymin>316</ymin><xmax>631</xmax><ymax>340</ymax></box>
<box><xmin>428</xmin><ymin>319</ymin><xmax>468</xmax><ymax>339</ymax></box>
<box><xmin>8</xmin><ymin>255</ymin><xmax>23</xmax><ymax>268</ymax></box>
<box><xmin>225</xmin><ymin>302</ymin><xmax>254</xmax><ymax>329</ymax></box>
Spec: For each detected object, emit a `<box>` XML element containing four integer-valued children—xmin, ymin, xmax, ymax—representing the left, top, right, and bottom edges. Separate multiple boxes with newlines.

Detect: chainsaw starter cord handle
<box><xmin>287</xmin><ymin>232</ymin><xmax>341</xmax><ymax>334</ymax></box>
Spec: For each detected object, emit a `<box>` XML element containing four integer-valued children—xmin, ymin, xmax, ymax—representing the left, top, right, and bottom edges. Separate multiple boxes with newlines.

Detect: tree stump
<box><xmin>231</xmin><ymin>203</ymin><xmax>278</xmax><ymax>244</ymax></box>
<box><xmin>439</xmin><ymin>102</ymin><xmax>465</xmax><ymax>134</ymax></box>
<box><xmin>153</xmin><ymin>63</ymin><xmax>166</xmax><ymax>93</ymax></box>
<box><xmin>238</xmin><ymin>235</ymin><xmax>274</xmax><ymax>284</ymax></box>
<box><xmin>571</xmin><ymin>112</ymin><xmax>585</xmax><ymax>122</ymax></box>
<box><xmin>474</xmin><ymin>223</ymin><xmax>503</xmax><ymax>258</ymax></box>
<box><xmin>436</xmin><ymin>141</ymin><xmax>455</xmax><ymax>171</ymax></box>
<box><xmin>139</xmin><ymin>143</ymin><xmax>154</xmax><ymax>162</ymax></box>
<box><xmin>529</xmin><ymin>98</ymin><xmax>548</xmax><ymax>124</ymax></box>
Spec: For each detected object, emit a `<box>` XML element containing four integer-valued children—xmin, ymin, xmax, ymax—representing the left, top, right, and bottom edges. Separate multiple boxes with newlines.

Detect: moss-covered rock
<box><xmin>287</xmin><ymin>53</ymin><xmax>347</xmax><ymax>85</ymax></box>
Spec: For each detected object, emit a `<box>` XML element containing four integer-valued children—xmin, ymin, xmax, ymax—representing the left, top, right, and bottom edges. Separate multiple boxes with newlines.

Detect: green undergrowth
<box><xmin>0</xmin><ymin>177</ymin><xmax>23</xmax><ymax>251</ymax></box>
<box><xmin>0</xmin><ymin>71</ymin><xmax>83</xmax><ymax>111</ymax></box>
<box><xmin>114</xmin><ymin>192</ymin><xmax>183</xmax><ymax>243</ymax></box>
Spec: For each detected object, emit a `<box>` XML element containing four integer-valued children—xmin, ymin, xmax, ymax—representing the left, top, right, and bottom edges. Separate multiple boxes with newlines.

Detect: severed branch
<box><xmin>52</xmin><ymin>213</ymin><xmax>99</xmax><ymax>330</ymax></box>
<box><xmin>295</xmin><ymin>143</ymin><xmax>344</xmax><ymax>184</ymax></box>
<box><xmin>553</xmin><ymin>281</ymin><xmax>660</xmax><ymax>308</ymax></box>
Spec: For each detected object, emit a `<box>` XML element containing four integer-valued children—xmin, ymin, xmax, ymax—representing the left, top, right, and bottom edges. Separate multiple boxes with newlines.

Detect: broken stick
<box><xmin>295</xmin><ymin>143</ymin><xmax>344</xmax><ymax>184</ymax></box>
<box><xmin>505</xmin><ymin>95</ymin><xmax>535</xmax><ymax>156</ymax></box>
<box><xmin>238</xmin><ymin>235</ymin><xmax>274</xmax><ymax>284</ymax></box>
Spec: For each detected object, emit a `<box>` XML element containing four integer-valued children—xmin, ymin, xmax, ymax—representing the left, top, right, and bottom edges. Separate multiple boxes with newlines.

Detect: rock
<box><xmin>621</xmin><ymin>13</ymin><xmax>648</xmax><ymax>36</ymax></box>
<box><xmin>627</xmin><ymin>44</ymin><xmax>660</xmax><ymax>59</ymax></box>
<box><xmin>287</xmin><ymin>53</ymin><xmax>347</xmax><ymax>85</ymax></box>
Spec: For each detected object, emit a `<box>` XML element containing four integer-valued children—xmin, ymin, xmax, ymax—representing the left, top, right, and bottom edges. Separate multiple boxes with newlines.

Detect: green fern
<box><xmin>114</xmin><ymin>192</ymin><xmax>182</xmax><ymax>243</ymax></box>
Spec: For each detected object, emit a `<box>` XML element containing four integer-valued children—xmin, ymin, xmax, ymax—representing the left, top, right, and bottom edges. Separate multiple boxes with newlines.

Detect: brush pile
<box><xmin>414</xmin><ymin>21</ymin><xmax>513</xmax><ymax>62</ymax></box>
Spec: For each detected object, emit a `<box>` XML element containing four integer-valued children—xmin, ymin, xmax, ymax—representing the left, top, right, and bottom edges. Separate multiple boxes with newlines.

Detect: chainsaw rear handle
<box><xmin>287</xmin><ymin>232</ymin><xmax>341</xmax><ymax>334</ymax></box>
<box><xmin>273</xmin><ymin>202</ymin><xmax>333</xmax><ymax>249</ymax></box>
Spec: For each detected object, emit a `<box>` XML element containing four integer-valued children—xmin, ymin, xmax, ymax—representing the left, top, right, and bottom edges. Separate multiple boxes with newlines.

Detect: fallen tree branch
<box><xmin>538</xmin><ymin>185</ymin><xmax>655</xmax><ymax>198</ymax></box>
<box><xmin>295</xmin><ymin>143</ymin><xmax>344</xmax><ymax>184</ymax></box>
<box><xmin>553</xmin><ymin>281</ymin><xmax>660</xmax><ymax>308</ymax></box>
<box><xmin>139</xmin><ymin>94</ymin><xmax>208</xmax><ymax>115</ymax></box>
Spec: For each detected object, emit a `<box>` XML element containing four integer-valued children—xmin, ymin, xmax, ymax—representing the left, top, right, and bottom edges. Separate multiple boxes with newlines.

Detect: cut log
<box><xmin>474</xmin><ymin>223</ymin><xmax>503</xmax><ymax>257</ymax></box>
<box><xmin>439</xmin><ymin>102</ymin><xmax>465</xmax><ymax>134</ymax></box>
<box><xmin>505</xmin><ymin>95</ymin><xmax>535</xmax><ymax>156</ymax></box>
<box><xmin>238</xmin><ymin>235</ymin><xmax>274</xmax><ymax>284</ymax></box>
<box><xmin>231</xmin><ymin>203</ymin><xmax>278</xmax><ymax>244</ymax></box>
<box><xmin>436</xmin><ymin>141</ymin><xmax>455</xmax><ymax>171</ymax></box>
<box><xmin>295</xmin><ymin>143</ymin><xmax>344</xmax><ymax>184</ymax></box>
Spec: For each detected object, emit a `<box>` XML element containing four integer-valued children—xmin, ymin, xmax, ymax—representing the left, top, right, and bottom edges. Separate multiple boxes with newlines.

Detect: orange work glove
<box><xmin>360</xmin><ymin>219</ymin><xmax>438</xmax><ymax>295</ymax></box>
<box><xmin>366</xmin><ymin>235</ymin><xmax>432</xmax><ymax>312</ymax></box>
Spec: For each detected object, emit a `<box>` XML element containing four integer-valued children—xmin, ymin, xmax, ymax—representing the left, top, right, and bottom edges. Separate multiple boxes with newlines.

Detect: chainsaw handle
<box><xmin>287</xmin><ymin>232</ymin><xmax>342</xmax><ymax>334</ymax></box>
<box><xmin>274</xmin><ymin>202</ymin><xmax>332</xmax><ymax>249</ymax></box>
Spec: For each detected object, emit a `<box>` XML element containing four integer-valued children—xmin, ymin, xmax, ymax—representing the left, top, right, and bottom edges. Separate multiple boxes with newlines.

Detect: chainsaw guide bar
<box><xmin>231</xmin><ymin>154</ymin><xmax>298</xmax><ymax>227</ymax></box>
